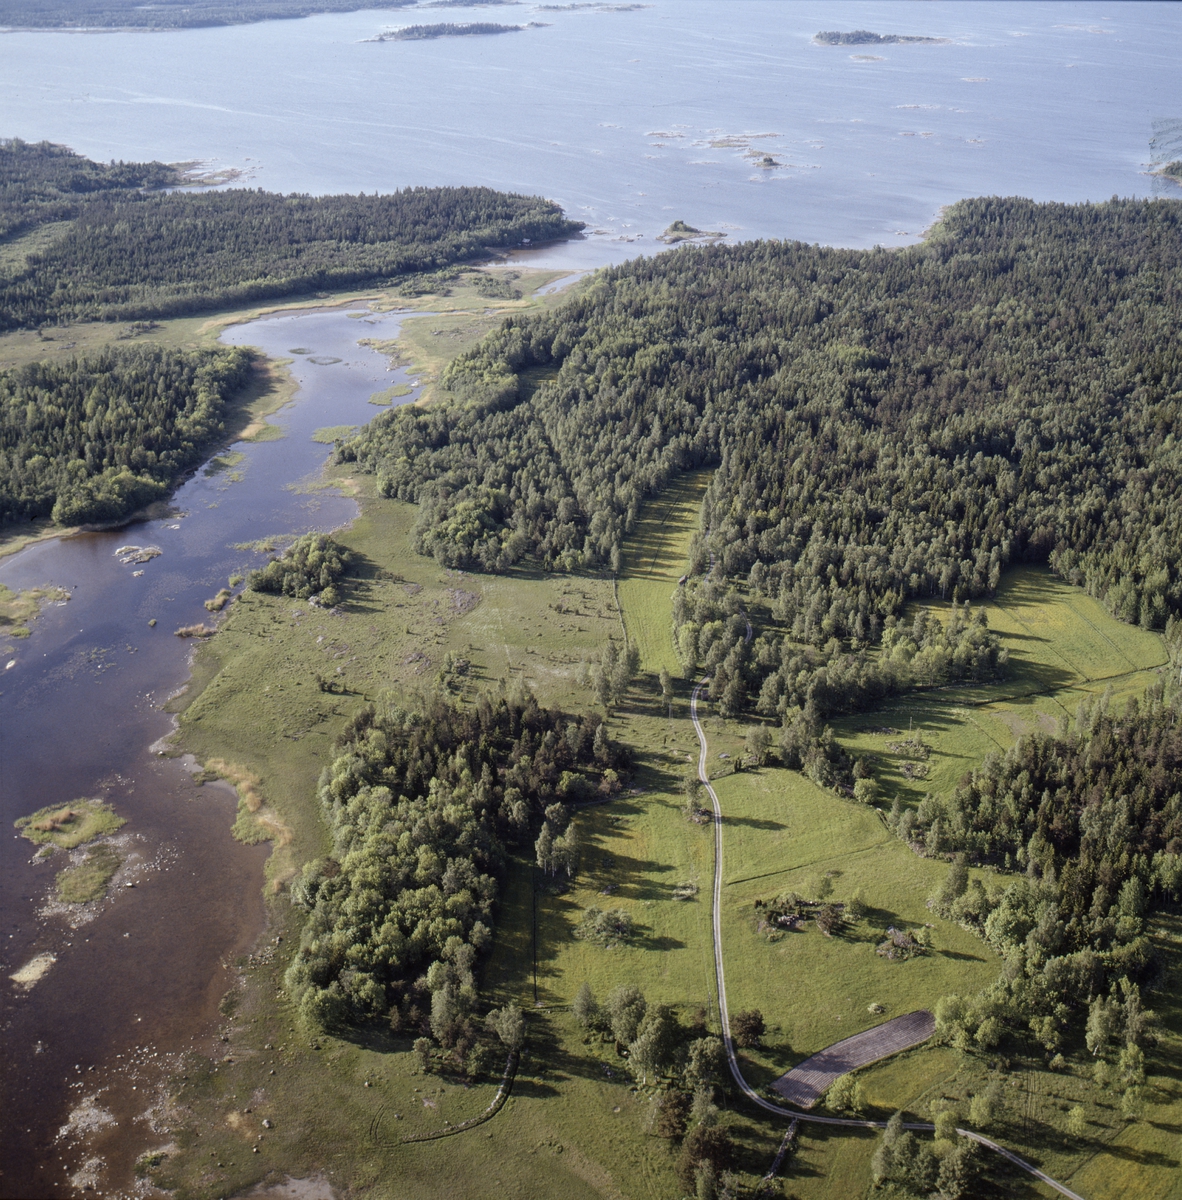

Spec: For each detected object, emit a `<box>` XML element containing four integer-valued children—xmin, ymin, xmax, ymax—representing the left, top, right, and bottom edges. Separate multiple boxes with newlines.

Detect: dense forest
<box><xmin>0</xmin><ymin>140</ymin><xmax>583</xmax><ymax>328</ymax></box>
<box><xmin>285</xmin><ymin>690</ymin><xmax>629</xmax><ymax>1028</ymax></box>
<box><xmin>0</xmin><ymin>0</ymin><xmax>414</xmax><ymax>29</ymax></box>
<box><xmin>913</xmin><ymin>684</ymin><xmax>1181</xmax><ymax>1072</ymax></box>
<box><xmin>345</xmin><ymin>197</ymin><xmax>1182</xmax><ymax>716</ymax></box>
<box><xmin>0</xmin><ymin>344</ymin><xmax>252</xmax><ymax>525</ymax></box>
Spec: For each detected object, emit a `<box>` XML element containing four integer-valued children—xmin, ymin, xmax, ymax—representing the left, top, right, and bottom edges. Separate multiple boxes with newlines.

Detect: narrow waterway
<box><xmin>0</xmin><ymin>304</ymin><xmax>423</xmax><ymax>1196</ymax></box>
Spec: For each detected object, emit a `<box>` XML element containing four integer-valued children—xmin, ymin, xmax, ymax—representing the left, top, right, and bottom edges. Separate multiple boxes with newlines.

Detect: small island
<box><xmin>15</xmin><ymin>799</ymin><xmax>126</xmax><ymax>903</ymax></box>
<box><xmin>1152</xmin><ymin>160</ymin><xmax>1182</xmax><ymax>183</ymax></box>
<box><xmin>15</xmin><ymin>798</ymin><xmax>124</xmax><ymax>849</ymax></box>
<box><xmin>370</xmin><ymin>21</ymin><xmax>544</xmax><ymax>41</ymax></box>
<box><xmin>814</xmin><ymin>30</ymin><xmax>949</xmax><ymax>46</ymax></box>
<box><xmin>658</xmin><ymin>219</ymin><xmax>726</xmax><ymax>244</ymax></box>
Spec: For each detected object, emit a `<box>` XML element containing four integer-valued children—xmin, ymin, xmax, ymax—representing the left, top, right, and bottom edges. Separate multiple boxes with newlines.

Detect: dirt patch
<box><xmin>448</xmin><ymin>588</ymin><xmax>481</xmax><ymax>615</ymax></box>
<box><xmin>772</xmin><ymin>1010</ymin><xmax>935</xmax><ymax>1108</ymax></box>
<box><xmin>239</xmin><ymin>1175</ymin><xmax>337</xmax><ymax>1200</ymax></box>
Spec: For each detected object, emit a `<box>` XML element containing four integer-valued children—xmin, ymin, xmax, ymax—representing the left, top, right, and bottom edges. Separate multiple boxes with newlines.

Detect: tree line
<box><xmin>0</xmin><ymin>139</ymin><xmax>583</xmax><ymax>328</ymax></box>
<box><xmin>0</xmin><ymin>0</ymin><xmax>416</xmax><ymax>29</ymax></box>
<box><xmin>911</xmin><ymin>683</ymin><xmax>1180</xmax><ymax>1077</ymax></box>
<box><xmin>0</xmin><ymin>343</ymin><xmax>252</xmax><ymax>525</ymax></box>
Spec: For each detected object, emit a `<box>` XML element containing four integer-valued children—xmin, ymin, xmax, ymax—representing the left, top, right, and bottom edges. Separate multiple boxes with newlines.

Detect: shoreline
<box><xmin>1</xmin><ymin>267</ymin><xmax>579</xmax><ymax>1195</ymax></box>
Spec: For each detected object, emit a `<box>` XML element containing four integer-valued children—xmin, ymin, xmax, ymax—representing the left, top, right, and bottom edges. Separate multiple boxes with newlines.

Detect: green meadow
<box><xmin>616</xmin><ymin>469</ymin><xmax>710</xmax><ymax>677</ymax></box>
<box><xmin>835</xmin><ymin>567</ymin><xmax>1170</xmax><ymax>816</ymax></box>
<box><xmin>713</xmin><ymin>769</ymin><xmax>998</xmax><ymax>1083</ymax></box>
<box><xmin>156</xmin><ymin>295</ymin><xmax>1182</xmax><ymax>1198</ymax></box>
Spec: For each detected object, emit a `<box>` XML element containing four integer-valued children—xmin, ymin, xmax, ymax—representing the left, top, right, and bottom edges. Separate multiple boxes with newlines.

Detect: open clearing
<box><xmin>710</xmin><ymin>766</ymin><xmax>998</xmax><ymax>1092</ymax></box>
<box><xmin>836</xmin><ymin>566</ymin><xmax>1170</xmax><ymax>816</ymax></box>
<box><xmin>616</xmin><ymin>469</ymin><xmax>710</xmax><ymax>677</ymax></box>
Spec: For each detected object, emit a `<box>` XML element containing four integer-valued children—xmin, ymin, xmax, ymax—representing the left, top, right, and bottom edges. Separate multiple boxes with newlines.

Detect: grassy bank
<box><xmin>56</xmin><ymin>843</ymin><xmax>123</xmax><ymax>903</ymax></box>
<box><xmin>0</xmin><ymin>581</ymin><xmax>69</xmax><ymax>637</ymax></box>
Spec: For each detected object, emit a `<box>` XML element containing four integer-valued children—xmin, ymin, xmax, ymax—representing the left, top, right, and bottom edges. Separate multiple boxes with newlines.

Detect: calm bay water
<box><xmin>0</xmin><ymin>0</ymin><xmax>1180</xmax><ymax>1192</ymax></box>
<box><xmin>0</xmin><ymin>1</ymin><xmax>1179</xmax><ymax>259</ymax></box>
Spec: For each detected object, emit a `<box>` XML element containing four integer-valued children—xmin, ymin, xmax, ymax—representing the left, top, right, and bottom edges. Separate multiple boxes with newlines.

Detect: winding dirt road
<box><xmin>689</xmin><ymin>679</ymin><xmax>1086</xmax><ymax>1200</ymax></box>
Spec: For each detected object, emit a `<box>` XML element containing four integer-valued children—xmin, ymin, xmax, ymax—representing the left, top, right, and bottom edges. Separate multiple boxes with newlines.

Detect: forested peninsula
<box><xmin>0</xmin><ymin>346</ymin><xmax>251</xmax><ymax>524</ymax></box>
<box><xmin>0</xmin><ymin>139</ymin><xmax>581</xmax><ymax>529</ymax></box>
<box><xmin>0</xmin><ymin>140</ymin><xmax>582</xmax><ymax>329</ymax></box>
<box><xmin>0</xmin><ymin>0</ymin><xmax>416</xmax><ymax>29</ymax></box>
<box><xmin>347</xmin><ymin>197</ymin><xmax>1182</xmax><ymax>637</ymax></box>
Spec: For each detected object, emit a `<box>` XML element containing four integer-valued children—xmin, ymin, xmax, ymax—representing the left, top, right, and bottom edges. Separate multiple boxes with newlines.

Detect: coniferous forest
<box><xmin>285</xmin><ymin>691</ymin><xmax>629</xmax><ymax>1026</ymax></box>
<box><xmin>0</xmin><ymin>345</ymin><xmax>252</xmax><ymax>524</ymax></box>
<box><xmin>346</xmin><ymin>197</ymin><xmax>1182</xmax><ymax>708</ymax></box>
<box><xmin>0</xmin><ymin>139</ymin><xmax>583</xmax><ymax>329</ymax></box>
<box><xmin>341</xmin><ymin>195</ymin><xmax>1182</xmax><ymax>1057</ymax></box>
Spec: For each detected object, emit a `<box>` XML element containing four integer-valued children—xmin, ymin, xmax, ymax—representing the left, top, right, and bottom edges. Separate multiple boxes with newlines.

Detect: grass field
<box><xmin>155</xmin><ymin>294</ymin><xmax>1182</xmax><ymax>1200</ymax></box>
<box><xmin>835</xmin><ymin>567</ymin><xmax>1170</xmax><ymax>816</ymax></box>
<box><xmin>161</xmin><ymin>479</ymin><xmax>740</xmax><ymax>1199</ymax></box>
<box><xmin>616</xmin><ymin>469</ymin><xmax>710</xmax><ymax>677</ymax></box>
<box><xmin>713</xmin><ymin>769</ymin><xmax>999</xmax><ymax>1081</ymax></box>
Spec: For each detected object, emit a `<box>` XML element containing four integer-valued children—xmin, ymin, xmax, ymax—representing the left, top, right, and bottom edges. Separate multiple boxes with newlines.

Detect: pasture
<box><xmin>616</xmin><ymin>469</ymin><xmax>710</xmax><ymax>677</ymax></box>
<box><xmin>711</xmin><ymin>767</ymin><xmax>998</xmax><ymax>1089</ymax></box>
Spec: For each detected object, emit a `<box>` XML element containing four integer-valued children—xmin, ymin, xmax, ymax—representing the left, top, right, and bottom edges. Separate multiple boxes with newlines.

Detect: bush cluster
<box><xmin>285</xmin><ymin>690</ymin><xmax>628</xmax><ymax>1028</ymax></box>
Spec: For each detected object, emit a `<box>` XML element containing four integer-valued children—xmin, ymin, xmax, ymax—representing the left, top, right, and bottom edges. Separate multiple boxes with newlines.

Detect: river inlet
<box><xmin>0</xmin><ymin>305</ymin><xmax>423</xmax><ymax>1195</ymax></box>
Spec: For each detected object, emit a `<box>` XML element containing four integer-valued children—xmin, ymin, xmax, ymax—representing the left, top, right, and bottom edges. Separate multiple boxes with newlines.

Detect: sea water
<box><xmin>0</xmin><ymin>0</ymin><xmax>1178</xmax><ymax>264</ymax></box>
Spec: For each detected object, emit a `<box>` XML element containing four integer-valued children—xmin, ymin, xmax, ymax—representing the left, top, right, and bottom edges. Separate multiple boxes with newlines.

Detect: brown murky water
<box><xmin>0</xmin><ymin>306</ymin><xmax>422</xmax><ymax>1196</ymax></box>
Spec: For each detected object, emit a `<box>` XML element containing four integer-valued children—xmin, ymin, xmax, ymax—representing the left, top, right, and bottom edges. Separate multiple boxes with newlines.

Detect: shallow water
<box><xmin>0</xmin><ymin>306</ymin><xmax>422</xmax><ymax>1194</ymax></box>
<box><xmin>0</xmin><ymin>1</ymin><xmax>1178</xmax><ymax>261</ymax></box>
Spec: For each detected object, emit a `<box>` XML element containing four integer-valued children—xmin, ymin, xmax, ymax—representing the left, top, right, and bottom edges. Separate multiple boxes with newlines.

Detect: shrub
<box><xmin>574</xmin><ymin>906</ymin><xmax>634</xmax><ymax>947</ymax></box>
<box><xmin>730</xmin><ymin>1009</ymin><xmax>764</xmax><ymax>1048</ymax></box>
<box><xmin>572</xmin><ymin>981</ymin><xmax>599</xmax><ymax>1029</ymax></box>
<box><xmin>676</xmin><ymin>1125</ymin><xmax>734</xmax><ymax>1190</ymax></box>
<box><xmin>247</xmin><ymin>532</ymin><xmax>351</xmax><ymax>602</ymax></box>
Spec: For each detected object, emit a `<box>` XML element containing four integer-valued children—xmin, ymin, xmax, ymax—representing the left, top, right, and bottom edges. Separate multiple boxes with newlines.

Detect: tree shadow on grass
<box><xmin>518</xmin><ymin>1011</ymin><xmax>634</xmax><ymax>1091</ymax></box>
<box><xmin>1100</xmin><ymin>1142</ymin><xmax>1179</xmax><ymax>1168</ymax></box>
<box><xmin>1147</xmin><ymin>1119</ymin><xmax>1182</xmax><ymax>1134</ymax></box>
<box><xmin>727</xmin><ymin>1118</ymin><xmax>793</xmax><ymax>1177</ymax></box>
<box><xmin>336</xmin><ymin>548</ymin><xmax>392</xmax><ymax>615</ymax></box>
<box><xmin>635</xmin><ymin>932</ymin><xmax>687</xmax><ymax>952</ymax></box>
<box><xmin>723</xmin><ymin>814</ymin><xmax>788</xmax><ymax>831</ymax></box>
<box><xmin>786</xmin><ymin>1117</ymin><xmax>878</xmax><ymax>1177</ymax></box>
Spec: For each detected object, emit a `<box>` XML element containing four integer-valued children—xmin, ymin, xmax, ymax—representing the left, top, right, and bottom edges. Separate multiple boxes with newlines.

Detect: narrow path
<box><xmin>689</xmin><ymin>680</ymin><xmax>1086</xmax><ymax>1200</ymax></box>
